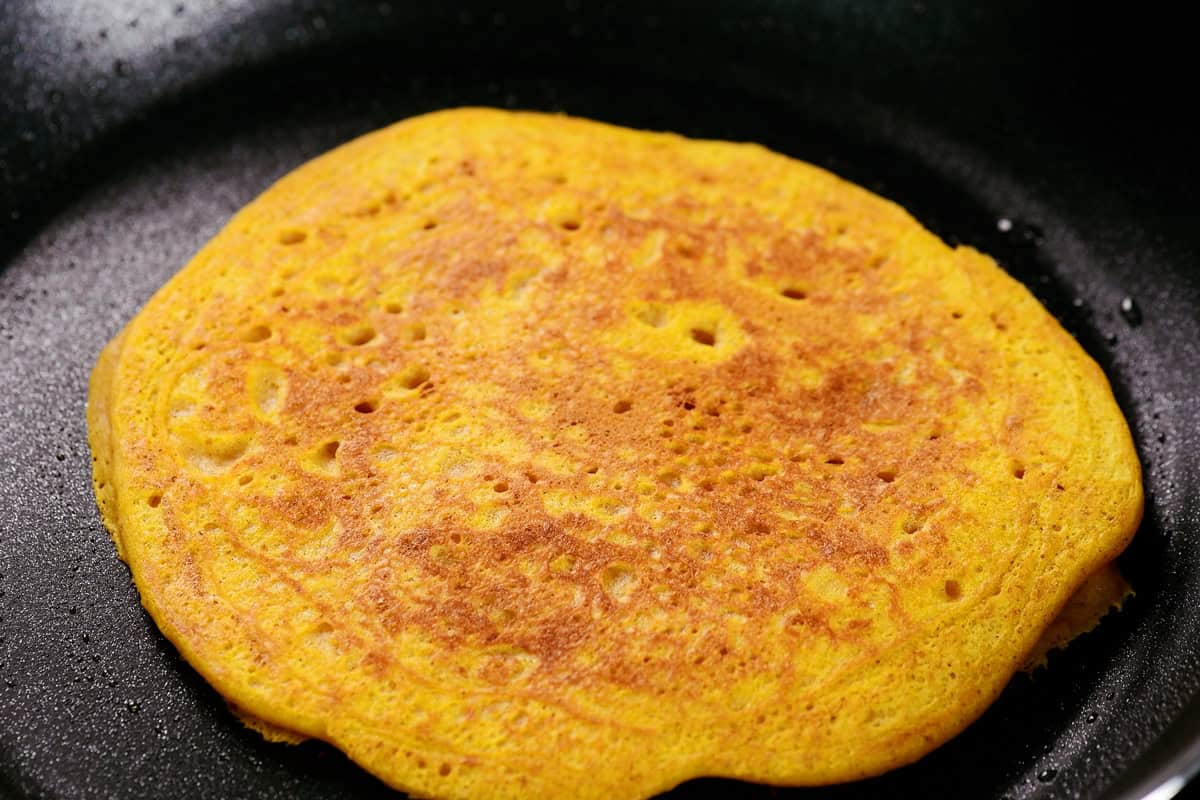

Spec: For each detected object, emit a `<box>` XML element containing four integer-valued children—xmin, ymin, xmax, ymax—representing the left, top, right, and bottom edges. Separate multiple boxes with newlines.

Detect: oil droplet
<box><xmin>125</xmin><ymin>700</ymin><xmax>141</xmax><ymax>714</ymax></box>
<box><xmin>1119</xmin><ymin>296</ymin><xmax>1142</xmax><ymax>327</ymax></box>
<box><xmin>1086</xmin><ymin>712</ymin><xmax>1098</xmax><ymax>723</ymax></box>
<box><xmin>996</xmin><ymin>218</ymin><xmax>1013</xmax><ymax>232</ymax></box>
<box><xmin>1037</xmin><ymin>768</ymin><xmax>1058</xmax><ymax>783</ymax></box>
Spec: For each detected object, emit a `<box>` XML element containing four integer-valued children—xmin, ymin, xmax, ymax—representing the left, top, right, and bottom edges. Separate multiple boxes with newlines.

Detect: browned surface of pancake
<box><xmin>89</xmin><ymin>109</ymin><xmax>1143</xmax><ymax>799</ymax></box>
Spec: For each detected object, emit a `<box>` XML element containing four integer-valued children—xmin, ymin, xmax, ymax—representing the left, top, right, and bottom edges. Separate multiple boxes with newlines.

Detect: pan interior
<box><xmin>1</xmin><ymin>20</ymin><xmax>1197</xmax><ymax>800</ymax></box>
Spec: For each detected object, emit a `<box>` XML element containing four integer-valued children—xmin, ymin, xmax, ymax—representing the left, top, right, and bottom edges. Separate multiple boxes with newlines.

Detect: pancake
<box><xmin>87</xmin><ymin>108</ymin><xmax>1143</xmax><ymax>799</ymax></box>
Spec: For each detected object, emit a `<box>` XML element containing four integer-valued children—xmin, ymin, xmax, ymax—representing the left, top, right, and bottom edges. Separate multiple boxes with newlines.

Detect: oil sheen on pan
<box><xmin>86</xmin><ymin>109</ymin><xmax>1143</xmax><ymax>799</ymax></box>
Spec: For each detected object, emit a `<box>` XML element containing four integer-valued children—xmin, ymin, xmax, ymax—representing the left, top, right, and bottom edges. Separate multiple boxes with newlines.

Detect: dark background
<box><xmin>1</xmin><ymin>2</ymin><xmax>1197</xmax><ymax>799</ymax></box>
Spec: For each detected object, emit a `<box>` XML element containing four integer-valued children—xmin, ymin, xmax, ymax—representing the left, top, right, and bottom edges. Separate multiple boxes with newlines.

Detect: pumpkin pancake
<box><xmin>87</xmin><ymin>108</ymin><xmax>1142</xmax><ymax>799</ymax></box>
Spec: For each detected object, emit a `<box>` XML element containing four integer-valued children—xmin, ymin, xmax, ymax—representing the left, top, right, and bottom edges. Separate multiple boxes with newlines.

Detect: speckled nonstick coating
<box><xmin>1</xmin><ymin>2</ymin><xmax>1197</xmax><ymax>799</ymax></box>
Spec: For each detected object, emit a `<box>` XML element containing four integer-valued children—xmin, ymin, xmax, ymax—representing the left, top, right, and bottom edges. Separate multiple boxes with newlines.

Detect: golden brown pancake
<box><xmin>88</xmin><ymin>108</ymin><xmax>1143</xmax><ymax>799</ymax></box>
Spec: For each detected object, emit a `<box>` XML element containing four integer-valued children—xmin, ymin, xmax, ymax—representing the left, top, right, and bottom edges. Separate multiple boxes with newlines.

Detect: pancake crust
<box><xmin>88</xmin><ymin>108</ymin><xmax>1142</xmax><ymax>799</ymax></box>
<box><xmin>1022</xmin><ymin>563</ymin><xmax>1132</xmax><ymax>673</ymax></box>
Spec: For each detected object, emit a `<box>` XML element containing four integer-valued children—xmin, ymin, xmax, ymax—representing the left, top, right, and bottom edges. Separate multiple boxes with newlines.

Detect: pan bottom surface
<box><xmin>1</xmin><ymin>49</ymin><xmax>1196</xmax><ymax>800</ymax></box>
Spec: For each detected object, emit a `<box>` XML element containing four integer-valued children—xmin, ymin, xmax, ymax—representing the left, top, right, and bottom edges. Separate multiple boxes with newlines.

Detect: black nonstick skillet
<box><xmin>2</xmin><ymin>2</ymin><xmax>1197</xmax><ymax>798</ymax></box>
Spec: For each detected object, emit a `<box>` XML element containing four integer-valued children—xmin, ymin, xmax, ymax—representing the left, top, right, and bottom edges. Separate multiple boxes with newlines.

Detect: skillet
<box><xmin>1</xmin><ymin>2</ymin><xmax>1198</xmax><ymax>798</ymax></box>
